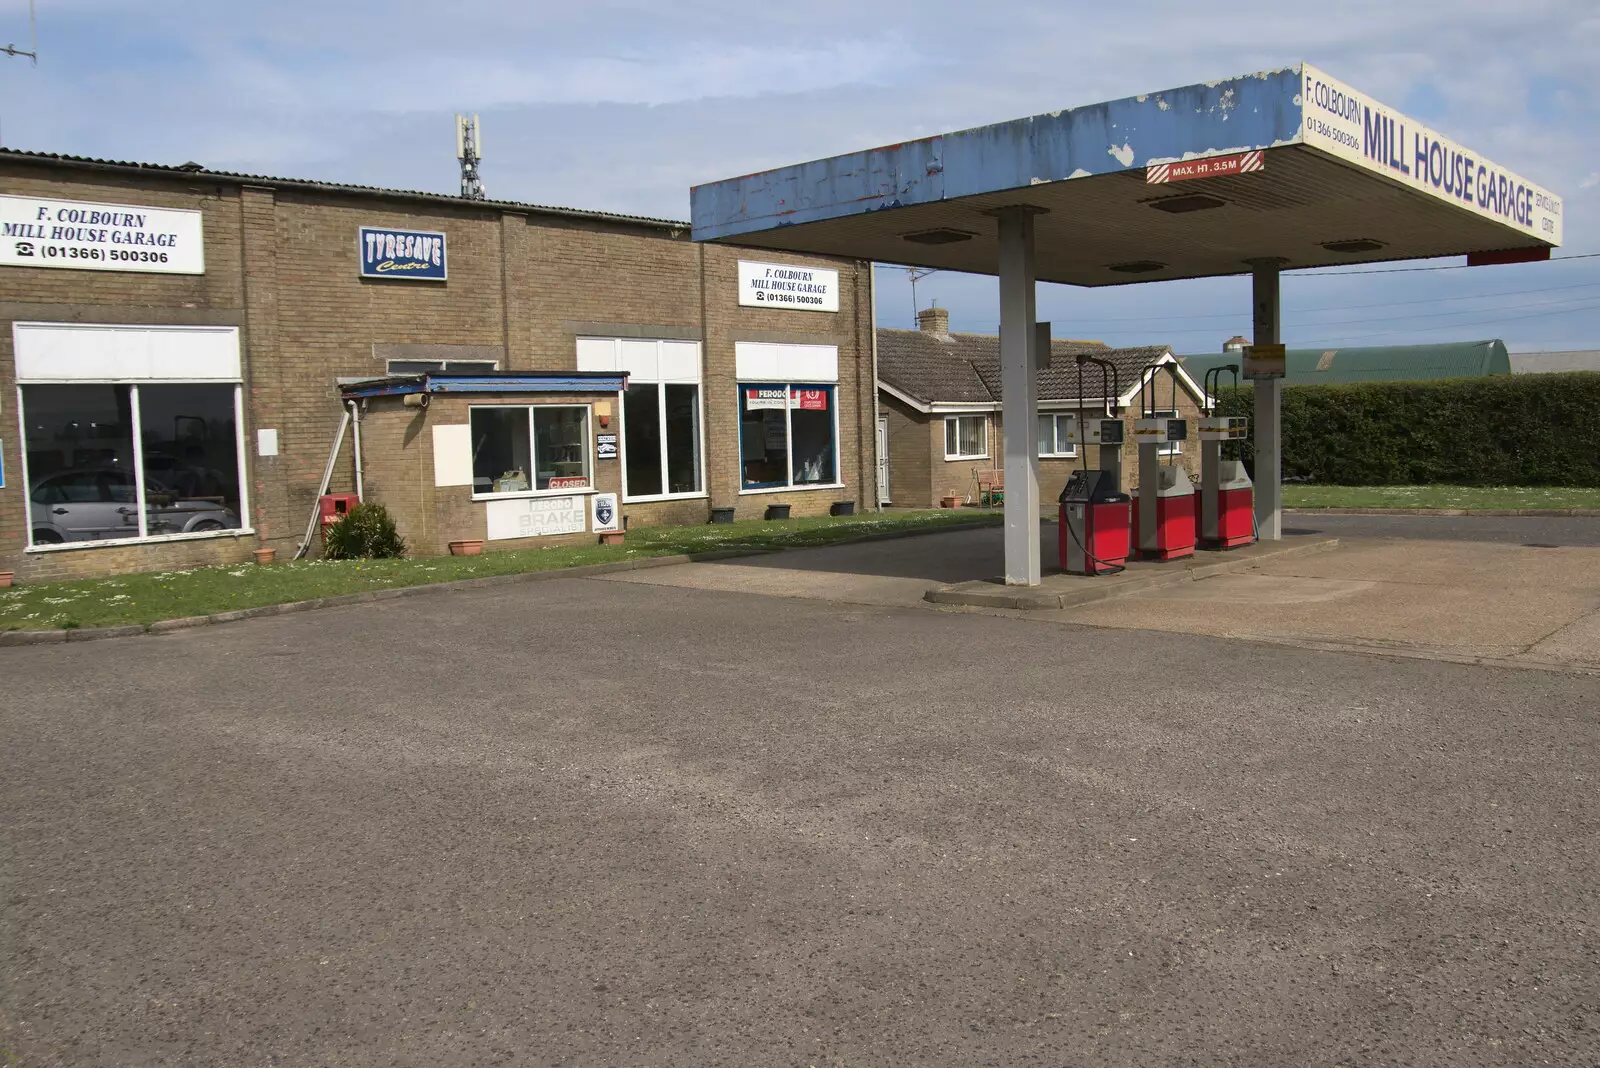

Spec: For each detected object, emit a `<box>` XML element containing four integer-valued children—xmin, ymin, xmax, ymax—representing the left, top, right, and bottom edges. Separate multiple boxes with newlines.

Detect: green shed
<box><xmin>1182</xmin><ymin>340</ymin><xmax>1511</xmax><ymax>387</ymax></box>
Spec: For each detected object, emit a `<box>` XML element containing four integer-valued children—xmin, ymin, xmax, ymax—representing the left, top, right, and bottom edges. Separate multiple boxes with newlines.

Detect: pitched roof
<box><xmin>0</xmin><ymin>148</ymin><xmax>688</xmax><ymax>232</ymax></box>
<box><xmin>1181</xmin><ymin>340</ymin><xmax>1511</xmax><ymax>386</ymax></box>
<box><xmin>877</xmin><ymin>328</ymin><xmax>1174</xmax><ymax>406</ymax></box>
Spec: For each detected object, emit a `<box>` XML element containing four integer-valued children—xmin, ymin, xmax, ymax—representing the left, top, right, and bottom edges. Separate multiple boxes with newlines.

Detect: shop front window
<box><xmin>738</xmin><ymin>384</ymin><xmax>837</xmax><ymax>491</ymax></box>
<box><xmin>470</xmin><ymin>404</ymin><xmax>591</xmax><ymax>497</ymax></box>
<box><xmin>22</xmin><ymin>383</ymin><xmax>244</xmax><ymax>546</ymax></box>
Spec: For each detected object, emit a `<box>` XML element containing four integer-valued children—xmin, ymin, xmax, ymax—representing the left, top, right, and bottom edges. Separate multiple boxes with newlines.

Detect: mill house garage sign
<box><xmin>0</xmin><ymin>193</ymin><xmax>205</xmax><ymax>274</ymax></box>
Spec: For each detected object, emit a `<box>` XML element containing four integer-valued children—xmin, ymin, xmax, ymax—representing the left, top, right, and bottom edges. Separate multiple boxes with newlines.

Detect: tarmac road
<box><xmin>4</xmin><ymin>574</ymin><xmax>1600</xmax><ymax>1066</ymax></box>
<box><xmin>1285</xmin><ymin>511</ymin><xmax>1600</xmax><ymax>546</ymax></box>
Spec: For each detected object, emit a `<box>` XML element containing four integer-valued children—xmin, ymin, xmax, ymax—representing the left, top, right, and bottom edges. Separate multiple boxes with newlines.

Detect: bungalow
<box><xmin>876</xmin><ymin>307</ymin><xmax>1209</xmax><ymax>509</ymax></box>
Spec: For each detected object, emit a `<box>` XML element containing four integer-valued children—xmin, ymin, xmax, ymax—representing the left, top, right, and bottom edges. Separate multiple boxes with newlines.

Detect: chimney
<box><xmin>917</xmin><ymin>305</ymin><xmax>950</xmax><ymax>335</ymax></box>
<box><xmin>1223</xmin><ymin>335</ymin><xmax>1250</xmax><ymax>353</ymax></box>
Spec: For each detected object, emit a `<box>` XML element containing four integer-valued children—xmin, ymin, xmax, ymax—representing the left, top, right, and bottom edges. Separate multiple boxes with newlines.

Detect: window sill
<box><xmin>1039</xmin><ymin>453</ymin><xmax>1081</xmax><ymax>460</ymax></box>
<box><xmin>738</xmin><ymin>482</ymin><xmax>846</xmax><ymax>496</ymax></box>
<box><xmin>944</xmin><ymin>453</ymin><xmax>990</xmax><ymax>462</ymax></box>
<box><xmin>26</xmin><ymin>528</ymin><xmax>258</xmax><ymax>554</ymax></box>
<box><xmin>623</xmin><ymin>491</ymin><xmax>709</xmax><ymax>504</ymax></box>
<box><xmin>470</xmin><ymin>487</ymin><xmax>596</xmax><ymax>502</ymax></box>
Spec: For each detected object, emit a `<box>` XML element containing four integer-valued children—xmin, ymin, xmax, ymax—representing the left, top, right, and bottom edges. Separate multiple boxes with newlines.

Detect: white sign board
<box><xmin>0</xmin><ymin>194</ymin><xmax>205</xmax><ymax>274</ymax></box>
<box><xmin>1299</xmin><ymin>64</ymin><xmax>1562</xmax><ymax>245</ymax></box>
<box><xmin>591</xmin><ymin>493</ymin><xmax>620</xmax><ymax>533</ymax></box>
<box><xmin>737</xmin><ymin>260</ymin><xmax>839</xmax><ymax>312</ymax></box>
<box><xmin>486</xmin><ymin>495</ymin><xmax>588</xmax><ymax>541</ymax></box>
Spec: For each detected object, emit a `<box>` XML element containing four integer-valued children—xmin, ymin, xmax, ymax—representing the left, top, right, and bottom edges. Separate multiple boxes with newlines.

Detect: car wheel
<box><xmin>191</xmin><ymin>520</ymin><xmax>225</xmax><ymax>532</ymax></box>
<box><xmin>31</xmin><ymin>529</ymin><xmax>63</xmax><ymax>544</ymax></box>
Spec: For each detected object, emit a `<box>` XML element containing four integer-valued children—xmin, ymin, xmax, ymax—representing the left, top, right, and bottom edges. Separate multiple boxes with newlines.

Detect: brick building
<box><xmin>876</xmin><ymin>307</ymin><xmax>1207</xmax><ymax>509</ymax></box>
<box><xmin>0</xmin><ymin>151</ymin><xmax>874</xmax><ymax>582</ymax></box>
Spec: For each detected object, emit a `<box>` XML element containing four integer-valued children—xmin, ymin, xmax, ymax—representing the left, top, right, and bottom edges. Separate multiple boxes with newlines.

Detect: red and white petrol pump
<box><xmin>1131</xmin><ymin>364</ymin><xmax>1195</xmax><ymax>561</ymax></box>
<box><xmin>1059</xmin><ymin>354</ymin><xmax>1132</xmax><ymax>576</ymax></box>
<box><xmin>1197</xmin><ymin>364</ymin><xmax>1255</xmax><ymax>550</ymax></box>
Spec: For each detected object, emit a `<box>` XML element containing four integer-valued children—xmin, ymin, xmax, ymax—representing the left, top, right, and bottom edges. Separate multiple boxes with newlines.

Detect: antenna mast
<box><xmin>2</xmin><ymin>0</ymin><xmax>37</xmax><ymax>64</ymax></box>
<box><xmin>455</xmin><ymin>114</ymin><xmax>485</xmax><ymax>200</ymax></box>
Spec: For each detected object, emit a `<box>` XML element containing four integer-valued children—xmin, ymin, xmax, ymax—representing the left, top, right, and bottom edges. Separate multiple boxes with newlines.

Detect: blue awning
<box><xmin>341</xmin><ymin>371</ymin><xmax>628</xmax><ymax>399</ymax></box>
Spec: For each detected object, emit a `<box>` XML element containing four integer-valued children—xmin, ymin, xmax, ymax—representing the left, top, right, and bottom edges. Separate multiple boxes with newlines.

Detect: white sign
<box><xmin>1300</xmin><ymin>64</ymin><xmax>1562</xmax><ymax>245</ymax></box>
<box><xmin>592</xmin><ymin>493</ymin><xmax>620</xmax><ymax>533</ymax></box>
<box><xmin>0</xmin><ymin>194</ymin><xmax>205</xmax><ymax>274</ymax></box>
<box><xmin>257</xmin><ymin>429</ymin><xmax>279</xmax><ymax>457</ymax></box>
<box><xmin>738</xmin><ymin>260</ymin><xmax>839</xmax><ymax>312</ymax></box>
<box><xmin>486</xmin><ymin>495</ymin><xmax>588</xmax><ymax>541</ymax></box>
<box><xmin>743</xmin><ymin>386</ymin><xmax>790</xmax><ymax>410</ymax></box>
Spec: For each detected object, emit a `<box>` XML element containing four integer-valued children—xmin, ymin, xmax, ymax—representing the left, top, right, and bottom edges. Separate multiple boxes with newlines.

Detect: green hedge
<box><xmin>1213</xmin><ymin>372</ymin><xmax>1600</xmax><ymax>486</ymax></box>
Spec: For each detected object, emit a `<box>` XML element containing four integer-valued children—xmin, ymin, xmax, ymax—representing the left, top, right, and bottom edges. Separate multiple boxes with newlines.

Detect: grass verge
<box><xmin>1283</xmin><ymin>485</ymin><xmax>1600</xmax><ymax>511</ymax></box>
<box><xmin>0</xmin><ymin>509</ymin><xmax>998</xmax><ymax>632</ymax></box>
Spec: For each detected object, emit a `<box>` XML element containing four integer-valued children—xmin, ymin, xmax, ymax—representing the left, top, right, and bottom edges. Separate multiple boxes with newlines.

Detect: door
<box><xmin>876</xmin><ymin>416</ymin><xmax>891</xmax><ymax>505</ymax></box>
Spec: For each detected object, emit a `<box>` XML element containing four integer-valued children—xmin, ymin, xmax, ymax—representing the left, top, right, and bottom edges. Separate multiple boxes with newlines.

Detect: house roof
<box><xmin>877</xmin><ymin>327</ymin><xmax>1181</xmax><ymax>409</ymax></box>
<box><xmin>1511</xmin><ymin>350</ymin><xmax>1600</xmax><ymax>374</ymax></box>
<box><xmin>0</xmin><ymin>148</ymin><xmax>689</xmax><ymax>233</ymax></box>
<box><xmin>1181</xmin><ymin>340</ymin><xmax>1511</xmax><ymax>386</ymax></box>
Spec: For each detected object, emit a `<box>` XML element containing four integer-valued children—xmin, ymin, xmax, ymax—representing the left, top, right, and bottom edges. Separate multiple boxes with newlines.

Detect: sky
<box><xmin>1</xmin><ymin>0</ymin><xmax>1595</xmax><ymax>353</ymax></box>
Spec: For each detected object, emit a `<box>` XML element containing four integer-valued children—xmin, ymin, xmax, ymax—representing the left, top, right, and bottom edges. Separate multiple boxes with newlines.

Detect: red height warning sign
<box><xmin>1147</xmin><ymin>150</ymin><xmax>1265</xmax><ymax>184</ymax></box>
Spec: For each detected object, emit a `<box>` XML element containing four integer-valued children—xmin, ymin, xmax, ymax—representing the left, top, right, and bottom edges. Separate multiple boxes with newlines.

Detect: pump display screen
<box><xmin>1165</xmin><ymin>419</ymin><xmax>1188</xmax><ymax>441</ymax></box>
<box><xmin>1098</xmin><ymin>421</ymin><xmax>1124</xmax><ymax>444</ymax></box>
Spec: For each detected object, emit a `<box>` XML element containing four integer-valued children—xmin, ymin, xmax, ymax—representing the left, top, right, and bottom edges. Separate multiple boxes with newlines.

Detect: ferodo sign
<box><xmin>0</xmin><ymin>193</ymin><xmax>204</xmax><ymax>274</ymax></box>
<box><xmin>359</xmin><ymin>226</ymin><xmax>448</xmax><ymax>280</ymax></box>
<box><xmin>738</xmin><ymin>260</ymin><xmax>838</xmax><ymax>312</ymax></box>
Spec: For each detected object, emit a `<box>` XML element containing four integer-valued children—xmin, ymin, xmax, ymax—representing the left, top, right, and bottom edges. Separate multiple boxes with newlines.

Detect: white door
<box><xmin>876</xmin><ymin>416</ymin><xmax>891</xmax><ymax>505</ymax></box>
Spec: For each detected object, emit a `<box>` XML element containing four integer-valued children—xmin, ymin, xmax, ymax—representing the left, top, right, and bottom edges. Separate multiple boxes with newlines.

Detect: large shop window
<box><xmin>469</xmin><ymin>405</ymin><xmax>591</xmax><ymax>496</ymax></box>
<box><xmin>738</xmin><ymin>384</ymin><xmax>838</xmax><ymax>490</ymax></box>
<box><xmin>944</xmin><ymin>415</ymin><xmax>988</xmax><ymax>460</ymax></box>
<box><xmin>22</xmin><ymin>384</ymin><xmax>245</xmax><ymax>546</ymax></box>
<box><xmin>576</xmin><ymin>337</ymin><xmax>705</xmax><ymax>501</ymax></box>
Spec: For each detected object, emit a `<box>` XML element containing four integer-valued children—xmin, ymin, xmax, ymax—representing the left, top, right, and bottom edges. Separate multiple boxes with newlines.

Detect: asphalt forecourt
<box><xmin>3</xmin><ymin>573</ymin><xmax>1597</xmax><ymax>1064</ymax></box>
<box><xmin>0</xmin><ymin>510</ymin><xmax>998</xmax><ymax>639</ymax></box>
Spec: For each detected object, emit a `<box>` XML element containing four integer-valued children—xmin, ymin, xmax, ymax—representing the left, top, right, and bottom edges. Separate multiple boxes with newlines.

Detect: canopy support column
<box><xmin>1250</xmin><ymin>258</ymin><xmax>1285</xmax><ymax>541</ymax></box>
<box><xmin>995</xmin><ymin>206</ymin><xmax>1042</xmax><ymax>585</ymax></box>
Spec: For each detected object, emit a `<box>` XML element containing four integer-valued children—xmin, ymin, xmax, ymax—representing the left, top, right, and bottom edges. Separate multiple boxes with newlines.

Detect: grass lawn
<box><xmin>0</xmin><ymin>509</ymin><xmax>998</xmax><ymax>632</ymax></box>
<box><xmin>1282</xmin><ymin>485</ymin><xmax>1600</xmax><ymax>510</ymax></box>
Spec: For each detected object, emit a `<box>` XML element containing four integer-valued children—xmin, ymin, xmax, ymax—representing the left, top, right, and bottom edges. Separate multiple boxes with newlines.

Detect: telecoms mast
<box><xmin>455</xmin><ymin>114</ymin><xmax>485</xmax><ymax>200</ymax></box>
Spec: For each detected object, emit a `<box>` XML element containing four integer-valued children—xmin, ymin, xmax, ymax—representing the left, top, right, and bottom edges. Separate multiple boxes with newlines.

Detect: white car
<box><xmin>29</xmin><ymin>468</ymin><xmax>240</xmax><ymax>544</ymax></box>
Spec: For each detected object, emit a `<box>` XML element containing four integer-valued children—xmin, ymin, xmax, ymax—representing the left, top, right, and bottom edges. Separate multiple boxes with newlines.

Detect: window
<box><xmin>1154</xmin><ymin>409</ymin><xmax>1183</xmax><ymax>456</ymax></box>
<box><xmin>944</xmin><ymin>415</ymin><xmax>987</xmax><ymax>460</ymax></box>
<box><xmin>577</xmin><ymin>337</ymin><xmax>705</xmax><ymax>501</ymax></box>
<box><xmin>1037</xmin><ymin>414</ymin><xmax>1079</xmax><ymax>458</ymax></box>
<box><xmin>22</xmin><ymin>383</ymin><xmax>245</xmax><ymax>546</ymax></box>
<box><xmin>738</xmin><ymin>384</ymin><xmax>838</xmax><ymax>491</ymax></box>
<box><xmin>386</xmin><ymin>359</ymin><xmax>498</xmax><ymax>375</ymax></box>
<box><xmin>469</xmin><ymin>405</ymin><xmax>591</xmax><ymax>496</ymax></box>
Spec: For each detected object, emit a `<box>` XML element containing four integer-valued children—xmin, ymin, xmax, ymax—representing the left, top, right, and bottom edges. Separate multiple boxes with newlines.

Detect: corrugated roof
<box><xmin>0</xmin><ymin>148</ymin><xmax>690</xmax><ymax>232</ymax></box>
<box><xmin>1181</xmin><ymin>340</ymin><xmax>1511</xmax><ymax>386</ymax></box>
<box><xmin>877</xmin><ymin>327</ymin><xmax>1172</xmax><ymax>405</ymax></box>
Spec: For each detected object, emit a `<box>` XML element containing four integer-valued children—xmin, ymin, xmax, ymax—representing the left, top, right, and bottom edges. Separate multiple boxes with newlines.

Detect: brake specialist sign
<box><xmin>359</xmin><ymin>226</ymin><xmax>448</xmax><ymax>280</ymax></box>
<box><xmin>0</xmin><ymin>194</ymin><xmax>204</xmax><ymax>274</ymax></box>
<box><xmin>738</xmin><ymin>260</ymin><xmax>838</xmax><ymax>312</ymax></box>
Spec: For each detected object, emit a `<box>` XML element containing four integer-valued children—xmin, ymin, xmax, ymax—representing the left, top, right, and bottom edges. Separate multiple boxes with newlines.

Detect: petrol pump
<box><xmin>1059</xmin><ymin>354</ymin><xmax>1132</xmax><ymax>575</ymax></box>
<box><xmin>1132</xmin><ymin>364</ymin><xmax>1196</xmax><ymax>561</ymax></box>
<box><xmin>1197</xmin><ymin>364</ymin><xmax>1255</xmax><ymax>550</ymax></box>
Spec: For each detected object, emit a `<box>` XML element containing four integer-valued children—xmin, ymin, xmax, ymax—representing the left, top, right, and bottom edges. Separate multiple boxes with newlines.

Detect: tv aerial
<box><xmin>2</xmin><ymin>0</ymin><xmax>37</xmax><ymax>63</ymax></box>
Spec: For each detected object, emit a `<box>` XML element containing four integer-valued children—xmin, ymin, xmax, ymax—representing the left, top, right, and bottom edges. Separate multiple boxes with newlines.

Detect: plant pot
<box><xmin>829</xmin><ymin>501</ymin><xmax>856</xmax><ymax>517</ymax></box>
<box><xmin>940</xmin><ymin>495</ymin><xmax>962</xmax><ymax>509</ymax></box>
<box><xmin>599</xmin><ymin>531</ymin><xmax>625</xmax><ymax>545</ymax></box>
<box><xmin>764</xmin><ymin>504</ymin><xmax>791</xmax><ymax>521</ymax></box>
<box><xmin>0</xmin><ymin>571</ymin><xmax>13</xmax><ymax>589</ymax></box>
<box><xmin>709</xmin><ymin>507</ymin><xmax>735</xmax><ymax>524</ymax></box>
<box><xmin>251</xmin><ymin>547</ymin><xmax>276</xmax><ymax>565</ymax></box>
<box><xmin>448</xmin><ymin>539</ymin><xmax>485</xmax><ymax>556</ymax></box>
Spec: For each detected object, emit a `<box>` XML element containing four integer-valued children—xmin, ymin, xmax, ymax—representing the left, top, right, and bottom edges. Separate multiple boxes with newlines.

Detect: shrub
<box><xmin>1214</xmin><ymin>372</ymin><xmax>1600</xmax><ymax>486</ymax></box>
<box><xmin>323</xmin><ymin>502</ymin><xmax>407</xmax><ymax>559</ymax></box>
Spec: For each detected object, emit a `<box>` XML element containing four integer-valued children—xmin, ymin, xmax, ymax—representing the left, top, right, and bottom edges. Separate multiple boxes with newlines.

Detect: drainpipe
<box><xmin>347</xmin><ymin>399</ymin><xmax>364</xmax><ymax>502</ymax></box>
<box><xmin>868</xmin><ymin>262</ymin><xmax>881</xmax><ymax>511</ymax></box>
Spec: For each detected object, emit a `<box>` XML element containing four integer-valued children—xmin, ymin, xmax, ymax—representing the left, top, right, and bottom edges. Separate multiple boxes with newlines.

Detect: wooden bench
<box><xmin>977</xmin><ymin>469</ymin><xmax>1004</xmax><ymax>507</ymax></box>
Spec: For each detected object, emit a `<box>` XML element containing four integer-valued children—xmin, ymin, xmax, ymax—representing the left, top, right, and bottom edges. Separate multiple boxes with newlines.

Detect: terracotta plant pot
<box><xmin>599</xmin><ymin>531</ymin><xmax>625</xmax><ymax>545</ymax></box>
<box><xmin>0</xmin><ymin>571</ymin><xmax>13</xmax><ymax>588</ymax></box>
<box><xmin>448</xmin><ymin>539</ymin><xmax>485</xmax><ymax>556</ymax></box>
<box><xmin>940</xmin><ymin>495</ymin><xmax>962</xmax><ymax>509</ymax></box>
<box><xmin>251</xmin><ymin>547</ymin><xmax>276</xmax><ymax>565</ymax></box>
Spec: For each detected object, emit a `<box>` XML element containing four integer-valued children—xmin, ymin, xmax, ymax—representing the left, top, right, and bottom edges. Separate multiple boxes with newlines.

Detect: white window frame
<box><xmin>1154</xmin><ymin>409</ymin><xmax>1183</xmax><ymax>457</ymax></box>
<box><xmin>467</xmin><ymin>403</ymin><xmax>594</xmax><ymax>501</ymax></box>
<box><xmin>1037</xmin><ymin>413</ymin><xmax>1080</xmax><ymax>459</ymax></box>
<box><xmin>943</xmin><ymin>414</ymin><xmax>988</xmax><ymax>461</ymax></box>
<box><xmin>17</xmin><ymin>380</ymin><xmax>253</xmax><ymax>553</ymax></box>
<box><xmin>578</xmin><ymin>337</ymin><xmax>708</xmax><ymax>504</ymax></box>
<box><xmin>736</xmin><ymin>382</ymin><xmax>844</xmax><ymax>495</ymax></box>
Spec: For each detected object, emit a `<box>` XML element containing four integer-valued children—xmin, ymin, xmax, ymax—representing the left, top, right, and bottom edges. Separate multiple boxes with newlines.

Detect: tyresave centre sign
<box><xmin>0</xmin><ymin>194</ymin><xmax>204</xmax><ymax>274</ymax></box>
<box><xmin>1299</xmin><ymin>64</ymin><xmax>1562</xmax><ymax>245</ymax></box>
<box><xmin>738</xmin><ymin>260</ymin><xmax>838</xmax><ymax>312</ymax></box>
<box><xmin>360</xmin><ymin>226</ymin><xmax>448</xmax><ymax>280</ymax></box>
